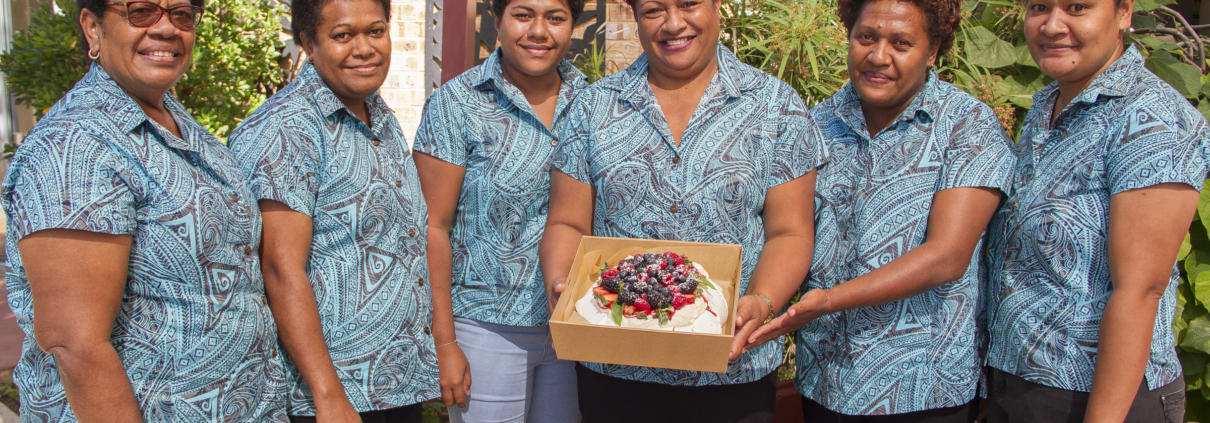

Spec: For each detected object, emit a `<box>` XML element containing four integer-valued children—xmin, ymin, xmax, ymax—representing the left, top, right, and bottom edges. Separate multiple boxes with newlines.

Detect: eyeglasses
<box><xmin>106</xmin><ymin>2</ymin><xmax>205</xmax><ymax>31</ymax></box>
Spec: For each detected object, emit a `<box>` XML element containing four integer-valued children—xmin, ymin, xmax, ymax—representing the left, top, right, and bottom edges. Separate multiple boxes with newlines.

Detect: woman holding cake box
<box><xmin>412</xmin><ymin>0</ymin><xmax>588</xmax><ymax>419</ymax></box>
<box><xmin>538</xmin><ymin>0</ymin><xmax>824</xmax><ymax>417</ymax></box>
<box><xmin>743</xmin><ymin>0</ymin><xmax>1016</xmax><ymax>420</ymax></box>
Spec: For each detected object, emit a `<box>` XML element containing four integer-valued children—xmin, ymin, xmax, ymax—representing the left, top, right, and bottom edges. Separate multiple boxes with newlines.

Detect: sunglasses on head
<box><xmin>106</xmin><ymin>1</ymin><xmax>205</xmax><ymax>31</ymax></box>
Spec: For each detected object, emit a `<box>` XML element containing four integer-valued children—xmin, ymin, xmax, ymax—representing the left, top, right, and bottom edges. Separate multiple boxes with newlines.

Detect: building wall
<box><xmin>384</xmin><ymin>0</ymin><xmax>430</xmax><ymax>141</ymax></box>
<box><xmin>603</xmin><ymin>1</ymin><xmax>641</xmax><ymax>71</ymax></box>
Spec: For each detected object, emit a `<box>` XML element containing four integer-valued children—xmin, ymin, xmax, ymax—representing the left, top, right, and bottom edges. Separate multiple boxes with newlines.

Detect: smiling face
<box><xmin>847</xmin><ymin>0</ymin><xmax>937</xmax><ymax>118</ymax></box>
<box><xmin>301</xmin><ymin>0</ymin><xmax>391</xmax><ymax>107</ymax></box>
<box><xmin>633</xmin><ymin>0</ymin><xmax>721</xmax><ymax>81</ymax></box>
<box><xmin>495</xmin><ymin>0</ymin><xmax>574</xmax><ymax>80</ymax></box>
<box><xmin>79</xmin><ymin>0</ymin><xmax>196</xmax><ymax>103</ymax></box>
<box><xmin>1024</xmin><ymin>0</ymin><xmax>1132</xmax><ymax>85</ymax></box>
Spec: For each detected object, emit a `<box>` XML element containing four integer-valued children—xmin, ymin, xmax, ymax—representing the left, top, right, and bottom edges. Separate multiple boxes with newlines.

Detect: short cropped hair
<box><xmin>837</xmin><ymin>0</ymin><xmax>961</xmax><ymax>58</ymax></box>
<box><xmin>291</xmin><ymin>0</ymin><xmax>392</xmax><ymax>45</ymax></box>
<box><xmin>492</xmin><ymin>0</ymin><xmax>585</xmax><ymax>24</ymax></box>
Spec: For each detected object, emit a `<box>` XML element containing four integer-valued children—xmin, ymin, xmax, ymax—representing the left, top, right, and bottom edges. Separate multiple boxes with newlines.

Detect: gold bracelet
<box><xmin>747</xmin><ymin>293</ymin><xmax>775</xmax><ymax>324</ymax></box>
<box><xmin>435</xmin><ymin>339</ymin><xmax>459</xmax><ymax>349</ymax></box>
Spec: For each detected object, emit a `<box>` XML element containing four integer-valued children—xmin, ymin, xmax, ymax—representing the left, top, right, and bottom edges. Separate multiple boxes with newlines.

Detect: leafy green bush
<box><xmin>0</xmin><ymin>0</ymin><xmax>291</xmax><ymax>139</ymax></box>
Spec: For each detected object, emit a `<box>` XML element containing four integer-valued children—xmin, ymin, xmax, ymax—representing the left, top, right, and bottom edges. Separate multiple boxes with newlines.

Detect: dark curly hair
<box><xmin>76</xmin><ymin>0</ymin><xmax>207</xmax><ymax>57</ymax></box>
<box><xmin>492</xmin><ymin>0</ymin><xmax>586</xmax><ymax>24</ymax></box>
<box><xmin>837</xmin><ymin>0</ymin><xmax>961</xmax><ymax>59</ymax></box>
<box><xmin>291</xmin><ymin>0</ymin><xmax>392</xmax><ymax>46</ymax></box>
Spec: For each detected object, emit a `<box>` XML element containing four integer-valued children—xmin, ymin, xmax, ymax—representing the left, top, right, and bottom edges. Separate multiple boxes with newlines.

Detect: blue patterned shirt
<box><xmin>794</xmin><ymin>72</ymin><xmax>1016</xmax><ymax>414</ymax></box>
<box><xmin>228</xmin><ymin>64</ymin><xmax>439</xmax><ymax>414</ymax></box>
<box><xmin>986</xmin><ymin>46</ymin><xmax>1210</xmax><ymax>392</ymax></box>
<box><xmin>413</xmin><ymin>49</ymin><xmax>587</xmax><ymax>326</ymax></box>
<box><xmin>551</xmin><ymin>47</ymin><xmax>823</xmax><ymax>386</ymax></box>
<box><xmin>2</xmin><ymin>64</ymin><xmax>287</xmax><ymax>422</ymax></box>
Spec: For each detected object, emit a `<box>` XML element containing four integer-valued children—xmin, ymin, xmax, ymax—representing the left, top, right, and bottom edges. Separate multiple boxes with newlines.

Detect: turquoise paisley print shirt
<box><xmin>413</xmin><ymin>49</ymin><xmax>586</xmax><ymax>326</ymax></box>
<box><xmin>3</xmin><ymin>64</ymin><xmax>287</xmax><ymax>422</ymax></box>
<box><xmin>795</xmin><ymin>72</ymin><xmax>1015</xmax><ymax>415</ymax></box>
<box><xmin>986</xmin><ymin>46</ymin><xmax>1210</xmax><ymax>392</ymax></box>
<box><xmin>229</xmin><ymin>64</ymin><xmax>439</xmax><ymax>414</ymax></box>
<box><xmin>552</xmin><ymin>47</ymin><xmax>824</xmax><ymax>386</ymax></box>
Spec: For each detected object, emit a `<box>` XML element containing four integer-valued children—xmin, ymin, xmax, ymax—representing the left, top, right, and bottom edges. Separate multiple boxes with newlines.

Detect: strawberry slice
<box><xmin>593</xmin><ymin>286</ymin><xmax>609</xmax><ymax>296</ymax></box>
<box><xmin>684</xmin><ymin>293</ymin><xmax>696</xmax><ymax>304</ymax></box>
<box><xmin>601</xmin><ymin>293</ymin><xmax>618</xmax><ymax>304</ymax></box>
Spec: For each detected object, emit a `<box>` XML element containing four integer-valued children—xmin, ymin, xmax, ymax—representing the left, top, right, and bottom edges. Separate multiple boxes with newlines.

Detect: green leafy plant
<box><xmin>0</xmin><ymin>0</ymin><xmax>292</xmax><ymax>141</ymax></box>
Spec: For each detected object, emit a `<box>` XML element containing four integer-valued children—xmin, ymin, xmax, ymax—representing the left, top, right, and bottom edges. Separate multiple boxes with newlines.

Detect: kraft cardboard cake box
<box><xmin>549</xmin><ymin>236</ymin><xmax>743</xmax><ymax>373</ymax></box>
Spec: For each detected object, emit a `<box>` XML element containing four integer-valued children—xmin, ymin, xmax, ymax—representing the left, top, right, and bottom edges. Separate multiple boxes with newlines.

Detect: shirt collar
<box><xmin>81</xmin><ymin>63</ymin><xmax>205</xmax><ymax>152</ymax></box>
<box><xmin>296</xmin><ymin>62</ymin><xmax>394</xmax><ymax>133</ymax></box>
<box><xmin>1032</xmin><ymin>44</ymin><xmax>1141</xmax><ymax>107</ymax></box>
<box><xmin>600</xmin><ymin>45</ymin><xmax>758</xmax><ymax>103</ymax></box>
<box><xmin>833</xmin><ymin>68</ymin><xmax>940</xmax><ymax>141</ymax></box>
<box><xmin>472</xmin><ymin>48</ymin><xmax>589</xmax><ymax>121</ymax></box>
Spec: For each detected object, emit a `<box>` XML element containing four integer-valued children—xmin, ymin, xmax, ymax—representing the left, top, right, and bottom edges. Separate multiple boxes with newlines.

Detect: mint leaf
<box><xmin>693</xmin><ymin>273</ymin><xmax>717</xmax><ymax>290</ymax></box>
<box><xmin>658</xmin><ymin>310</ymin><xmax>670</xmax><ymax>326</ymax></box>
<box><xmin>600</xmin><ymin>264</ymin><xmax>608</xmax><ymax>274</ymax></box>
<box><xmin>611</xmin><ymin>302</ymin><xmax>623</xmax><ymax>326</ymax></box>
<box><xmin>636</xmin><ymin>312</ymin><xmax>648</xmax><ymax>320</ymax></box>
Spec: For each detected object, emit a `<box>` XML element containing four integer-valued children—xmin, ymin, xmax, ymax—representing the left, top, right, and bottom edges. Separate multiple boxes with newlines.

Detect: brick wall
<box><xmin>384</xmin><ymin>0</ymin><xmax>429</xmax><ymax>142</ymax></box>
<box><xmin>603</xmin><ymin>0</ymin><xmax>641</xmax><ymax>72</ymax></box>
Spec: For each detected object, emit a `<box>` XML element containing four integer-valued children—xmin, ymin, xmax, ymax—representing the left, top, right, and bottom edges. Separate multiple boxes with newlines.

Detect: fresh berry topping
<box><xmin>637</xmin><ymin>272</ymin><xmax>650</xmax><ymax>283</ymax></box>
<box><xmin>634</xmin><ymin>298</ymin><xmax>651</xmax><ymax>313</ymax></box>
<box><xmin>656</xmin><ymin>258</ymin><xmax>668</xmax><ymax>269</ymax></box>
<box><xmin>674</xmin><ymin>257</ymin><xmax>686</xmax><ymax>267</ymax></box>
<box><xmin>678</xmin><ymin>280</ymin><xmax>698</xmax><ymax>294</ymax></box>
<box><xmin>664</xmin><ymin>252</ymin><xmax>680</xmax><ymax>260</ymax></box>
<box><xmin>623</xmin><ymin>305</ymin><xmax>635</xmax><ymax>317</ymax></box>
<box><xmin>648</xmin><ymin>289</ymin><xmax>672</xmax><ymax>309</ymax></box>
<box><xmin>662</xmin><ymin>273</ymin><xmax>676</xmax><ymax>285</ymax></box>
<box><xmin>684</xmin><ymin>293</ymin><xmax>696</xmax><ymax>304</ymax></box>
<box><xmin>617</xmin><ymin>290</ymin><xmax>638</xmax><ymax>306</ymax></box>
<box><xmin>625</xmin><ymin>275</ymin><xmax>639</xmax><ymax>285</ymax></box>
<box><xmin>670</xmin><ymin>285</ymin><xmax>681</xmax><ymax>294</ymax></box>
<box><xmin>630</xmin><ymin>281</ymin><xmax>649</xmax><ymax>293</ymax></box>
<box><xmin>600</xmin><ymin>278</ymin><xmax>622</xmax><ymax>293</ymax></box>
<box><xmin>672</xmin><ymin>293</ymin><xmax>687</xmax><ymax>309</ymax></box>
<box><xmin>602</xmin><ymin>269</ymin><xmax>618</xmax><ymax>279</ymax></box>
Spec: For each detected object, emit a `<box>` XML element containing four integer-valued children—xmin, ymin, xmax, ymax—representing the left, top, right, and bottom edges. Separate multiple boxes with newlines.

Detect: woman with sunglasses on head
<box><xmin>411</xmin><ymin>0</ymin><xmax>587</xmax><ymax>420</ymax></box>
<box><xmin>538</xmin><ymin>0</ymin><xmax>823</xmax><ymax>419</ymax></box>
<box><xmin>984</xmin><ymin>0</ymin><xmax>1210</xmax><ymax>420</ymax></box>
<box><xmin>2</xmin><ymin>0</ymin><xmax>287</xmax><ymax>421</ymax></box>
<box><xmin>740</xmin><ymin>0</ymin><xmax>1015</xmax><ymax>420</ymax></box>
<box><xmin>227</xmin><ymin>0</ymin><xmax>439</xmax><ymax>421</ymax></box>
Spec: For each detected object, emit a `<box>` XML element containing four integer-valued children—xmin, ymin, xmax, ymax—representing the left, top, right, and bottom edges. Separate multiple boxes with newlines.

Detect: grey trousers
<box><xmin>985</xmin><ymin>366</ymin><xmax>1185</xmax><ymax>423</ymax></box>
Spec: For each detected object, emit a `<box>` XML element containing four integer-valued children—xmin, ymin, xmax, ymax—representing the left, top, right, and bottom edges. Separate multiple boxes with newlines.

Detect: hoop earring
<box><xmin>88</xmin><ymin>48</ymin><xmax>100</xmax><ymax>60</ymax></box>
<box><xmin>306</xmin><ymin>56</ymin><xmax>313</xmax><ymax>64</ymax></box>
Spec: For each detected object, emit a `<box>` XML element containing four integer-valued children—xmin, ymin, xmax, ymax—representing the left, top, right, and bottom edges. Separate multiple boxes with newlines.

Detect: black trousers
<box><xmin>985</xmin><ymin>366</ymin><xmax>1185</xmax><ymax>423</ymax></box>
<box><xmin>288</xmin><ymin>403</ymin><xmax>424</xmax><ymax>423</ymax></box>
<box><xmin>576</xmin><ymin>363</ymin><xmax>777</xmax><ymax>423</ymax></box>
<box><xmin>801</xmin><ymin>396</ymin><xmax>977</xmax><ymax>423</ymax></box>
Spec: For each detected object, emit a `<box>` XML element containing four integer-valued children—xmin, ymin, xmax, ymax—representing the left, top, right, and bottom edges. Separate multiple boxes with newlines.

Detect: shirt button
<box><xmin>831</xmin><ymin>333</ymin><xmax>838</xmax><ymax>341</ymax></box>
<box><xmin>230</xmin><ymin>194</ymin><xmax>239</xmax><ymax>202</ymax></box>
<box><xmin>672</xmin><ymin>157</ymin><xmax>680</xmax><ymax>164</ymax></box>
<box><xmin>271</xmin><ymin>348</ymin><xmax>278</xmax><ymax>357</ymax></box>
<box><xmin>551</xmin><ymin>139</ymin><xmax>558</xmax><ymax>147</ymax></box>
<box><xmin>372</xmin><ymin>139</ymin><xmax>381</xmax><ymax>146</ymax></box>
<box><xmin>395</xmin><ymin>180</ymin><xmax>402</xmax><ymax>188</ymax></box>
<box><xmin>424</xmin><ymin>326</ymin><xmax>431</xmax><ymax>335</ymax></box>
<box><xmin>409</xmin><ymin>229</ymin><xmax>416</xmax><ymax>237</ymax></box>
<box><xmin>244</xmin><ymin>245</ymin><xmax>253</xmax><ymax>255</ymax></box>
<box><xmin>670</xmin><ymin>205</ymin><xmax>678</xmax><ymax>213</ymax></box>
<box><xmin>418</xmin><ymin>278</ymin><xmax>425</xmax><ymax>286</ymax></box>
<box><xmin>260</xmin><ymin>296</ymin><xmax>267</xmax><ymax>305</ymax></box>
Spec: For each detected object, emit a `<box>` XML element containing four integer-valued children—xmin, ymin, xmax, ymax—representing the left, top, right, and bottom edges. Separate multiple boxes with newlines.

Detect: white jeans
<box><xmin>449</xmin><ymin>317</ymin><xmax>580</xmax><ymax>423</ymax></box>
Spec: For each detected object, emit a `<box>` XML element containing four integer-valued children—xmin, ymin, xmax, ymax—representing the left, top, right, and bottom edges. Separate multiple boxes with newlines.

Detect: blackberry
<box><xmin>648</xmin><ymin>290</ymin><xmax>672</xmax><ymax>309</ymax></box>
<box><xmin>600</xmin><ymin>277</ymin><xmax>622</xmax><ymax>293</ymax></box>
<box><xmin>679</xmin><ymin>280</ymin><xmax>698</xmax><ymax>294</ymax></box>
<box><xmin>617</xmin><ymin>290</ymin><xmax>639</xmax><ymax>306</ymax></box>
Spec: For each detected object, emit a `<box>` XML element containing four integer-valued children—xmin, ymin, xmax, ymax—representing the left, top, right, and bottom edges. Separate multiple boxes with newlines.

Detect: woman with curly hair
<box><xmin>743</xmin><ymin>0</ymin><xmax>1015</xmax><ymax>420</ymax></box>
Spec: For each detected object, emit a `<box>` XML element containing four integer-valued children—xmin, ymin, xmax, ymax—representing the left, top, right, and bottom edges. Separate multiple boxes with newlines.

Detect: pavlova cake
<box><xmin>575</xmin><ymin>252</ymin><xmax>727</xmax><ymax>333</ymax></box>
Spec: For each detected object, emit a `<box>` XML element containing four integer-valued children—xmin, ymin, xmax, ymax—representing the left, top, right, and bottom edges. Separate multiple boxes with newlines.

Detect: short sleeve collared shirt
<box><xmin>3</xmin><ymin>64</ymin><xmax>287</xmax><ymax>422</ymax></box>
<box><xmin>552</xmin><ymin>47</ymin><xmax>824</xmax><ymax>386</ymax></box>
<box><xmin>986</xmin><ymin>46</ymin><xmax>1210</xmax><ymax>392</ymax></box>
<box><xmin>413</xmin><ymin>49</ymin><xmax>587</xmax><ymax>326</ymax></box>
<box><xmin>795</xmin><ymin>73</ymin><xmax>1016</xmax><ymax>415</ymax></box>
<box><xmin>229</xmin><ymin>64</ymin><xmax>438</xmax><ymax>414</ymax></box>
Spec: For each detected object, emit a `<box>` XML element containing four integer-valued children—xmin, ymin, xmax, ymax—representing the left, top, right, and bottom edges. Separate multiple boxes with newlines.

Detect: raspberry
<box><xmin>602</xmin><ymin>268</ymin><xmax>618</xmax><ymax>279</ymax></box>
<box><xmin>672</xmin><ymin>293</ymin><xmax>687</xmax><ymax>309</ymax></box>
<box><xmin>637</xmin><ymin>273</ymin><xmax>649</xmax><ymax>283</ymax></box>
<box><xmin>600</xmin><ymin>277</ymin><xmax>622</xmax><ymax>293</ymax></box>
<box><xmin>662</xmin><ymin>273</ymin><xmax>676</xmax><ymax>285</ymax></box>
<box><xmin>656</xmin><ymin>258</ymin><xmax>668</xmax><ymax>269</ymax></box>
<box><xmin>670</xmin><ymin>285</ymin><xmax>681</xmax><ymax>294</ymax></box>
<box><xmin>664</xmin><ymin>252</ymin><xmax>680</xmax><ymax>260</ymax></box>
<box><xmin>674</xmin><ymin>257</ymin><xmax>686</xmax><ymax>267</ymax></box>
<box><xmin>634</xmin><ymin>298</ymin><xmax>651</xmax><ymax>313</ymax></box>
